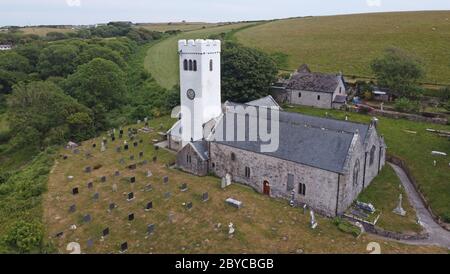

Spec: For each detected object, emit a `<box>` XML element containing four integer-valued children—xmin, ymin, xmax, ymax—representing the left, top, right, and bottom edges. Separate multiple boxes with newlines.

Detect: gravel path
<box><xmin>388</xmin><ymin>163</ymin><xmax>450</xmax><ymax>249</ymax></box>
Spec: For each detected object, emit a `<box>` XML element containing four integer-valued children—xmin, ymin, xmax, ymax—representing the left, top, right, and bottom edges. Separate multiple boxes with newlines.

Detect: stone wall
<box><xmin>209</xmin><ymin>142</ymin><xmax>341</xmax><ymax>217</ymax></box>
<box><xmin>365</xmin><ymin>109</ymin><xmax>448</xmax><ymax>125</ymax></box>
<box><xmin>176</xmin><ymin>144</ymin><xmax>208</xmax><ymax>176</ymax></box>
<box><xmin>288</xmin><ymin>89</ymin><xmax>333</xmax><ymax>109</ymax></box>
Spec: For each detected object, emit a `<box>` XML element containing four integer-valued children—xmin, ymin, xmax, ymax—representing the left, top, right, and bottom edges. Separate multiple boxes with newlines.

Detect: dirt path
<box><xmin>389</xmin><ymin>163</ymin><xmax>450</xmax><ymax>249</ymax></box>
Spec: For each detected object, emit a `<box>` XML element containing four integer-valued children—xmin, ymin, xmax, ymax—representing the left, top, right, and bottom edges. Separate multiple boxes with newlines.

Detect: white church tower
<box><xmin>178</xmin><ymin>39</ymin><xmax>222</xmax><ymax>145</ymax></box>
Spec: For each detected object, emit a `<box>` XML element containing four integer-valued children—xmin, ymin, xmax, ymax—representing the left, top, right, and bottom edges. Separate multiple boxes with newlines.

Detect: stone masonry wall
<box><xmin>288</xmin><ymin>89</ymin><xmax>333</xmax><ymax>109</ymax></box>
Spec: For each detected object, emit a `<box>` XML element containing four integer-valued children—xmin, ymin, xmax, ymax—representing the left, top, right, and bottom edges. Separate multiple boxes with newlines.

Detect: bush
<box><xmin>394</xmin><ymin>97</ymin><xmax>420</xmax><ymax>113</ymax></box>
<box><xmin>2</xmin><ymin>220</ymin><xmax>43</xmax><ymax>253</ymax></box>
<box><xmin>333</xmin><ymin>218</ymin><xmax>360</xmax><ymax>237</ymax></box>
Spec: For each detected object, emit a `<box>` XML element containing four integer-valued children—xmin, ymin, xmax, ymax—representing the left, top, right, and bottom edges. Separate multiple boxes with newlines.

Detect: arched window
<box><xmin>353</xmin><ymin>159</ymin><xmax>360</xmax><ymax>187</ymax></box>
<box><xmin>317</xmin><ymin>95</ymin><xmax>321</xmax><ymax>100</ymax></box>
<box><xmin>231</xmin><ymin>152</ymin><xmax>236</xmax><ymax>161</ymax></box>
<box><xmin>193</xmin><ymin>60</ymin><xmax>197</xmax><ymax>71</ymax></box>
<box><xmin>298</xmin><ymin>92</ymin><xmax>302</xmax><ymax>98</ymax></box>
<box><xmin>188</xmin><ymin>60</ymin><xmax>193</xmax><ymax>71</ymax></box>
<box><xmin>298</xmin><ymin>183</ymin><xmax>306</xmax><ymax>196</ymax></box>
<box><xmin>183</xmin><ymin>59</ymin><xmax>188</xmax><ymax>71</ymax></box>
<box><xmin>209</xmin><ymin>59</ymin><xmax>213</xmax><ymax>71</ymax></box>
<box><xmin>369</xmin><ymin>145</ymin><xmax>376</xmax><ymax>166</ymax></box>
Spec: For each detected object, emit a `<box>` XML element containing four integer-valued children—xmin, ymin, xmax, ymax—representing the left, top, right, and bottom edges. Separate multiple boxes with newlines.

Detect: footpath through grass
<box><xmin>144</xmin><ymin>22</ymin><xmax>258</xmax><ymax>89</ymax></box>
<box><xmin>286</xmin><ymin>105</ymin><xmax>450</xmax><ymax>223</ymax></box>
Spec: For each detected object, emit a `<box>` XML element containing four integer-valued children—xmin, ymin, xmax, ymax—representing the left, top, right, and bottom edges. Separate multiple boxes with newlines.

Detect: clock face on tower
<box><xmin>186</xmin><ymin>89</ymin><xmax>196</xmax><ymax>100</ymax></box>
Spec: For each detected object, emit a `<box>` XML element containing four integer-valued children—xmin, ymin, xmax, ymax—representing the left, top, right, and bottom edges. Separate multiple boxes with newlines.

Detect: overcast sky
<box><xmin>1</xmin><ymin>0</ymin><xmax>450</xmax><ymax>26</ymax></box>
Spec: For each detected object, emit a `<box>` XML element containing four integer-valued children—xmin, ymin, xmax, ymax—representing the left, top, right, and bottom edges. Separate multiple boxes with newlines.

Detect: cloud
<box><xmin>66</xmin><ymin>0</ymin><xmax>81</xmax><ymax>7</ymax></box>
<box><xmin>366</xmin><ymin>0</ymin><xmax>382</xmax><ymax>7</ymax></box>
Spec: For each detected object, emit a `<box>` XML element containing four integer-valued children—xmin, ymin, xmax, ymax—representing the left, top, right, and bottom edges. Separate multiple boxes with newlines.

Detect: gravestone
<box><xmin>147</xmin><ymin>224</ymin><xmax>155</xmax><ymax>235</ymax></box>
<box><xmin>63</xmin><ymin>155</ymin><xmax>68</xmax><ymax>160</ymax></box>
<box><xmin>114</xmin><ymin>170</ymin><xmax>120</xmax><ymax>177</ymax></box>
<box><xmin>69</xmin><ymin>204</ymin><xmax>76</xmax><ymax>213</ymax></box>
<box><xmin>109</xmin><ymin>203</ymin><xmax>116</xmax><ymax>211</ymax></box>
<box><xmin>225</xmin><ymin>198</ymin><xmax>242</xmax><ymax>209</ymax></box>
<box><xmin>202</xmin><ymin>192</ymin><xmax>209</xmax><ymax>202</ymax></box>
<box><xmin>67</xmin><ymin>175</ymin><xmax>74</xmax><ymax>182</ymax></box>
<box><xmin>130</xmin><ymin>177</ymin><xmax>136</xmax><ymax>183</ymax></box>
<box><xmin>119</xmin><ymin>158</ymin><xmax>125</xmax><ymax>165</ymax></box>
<box><xmin>144</xmin><ymin>184</ymin><xmax>152</xmax><ymax>192</ymax></box>
<box><xmin>130</xmin><ymin>155</ymin><xmax>134</xmax><ymax>161</ymax></box>
<box><xmin>124</xmin><ymin>144</ymin><xmax>129</xmax><ymax>150</ymax></box>
<box><xmin>84</xmin><ymin>166</ymin><xmax>92</xmax><ymax>173</ymax></box>
<box><xmin>164</xmin><ymin>192</ymin><xmax>171</xmax><ymax>200</ymax></box>
<box><xmin>133</xmin><ymin>142</ymin><xmax>138</xmax><ymax>147</ymax></box>
<box><xmin>393</xmin><ymin>194</ymin><xmax>406</xmax><ymax>216</ymax></box>
<box><xmin>83</xmin><ymin>214</ymin><xmax>92</xmax><ymax>223</ymax></box>
<box><xmin>128</xmin><ymin>164</ymin><xmax>137</xmax><ymax>170</ymax></box>
<box><xmin>93</xmin><ymin>192</ymin><xmax>99</xmax><ymax>201</ymax></box>
<box><xmin>180</xmin><ymin>183</ymin><xmax>188</xmax><ymax>192</ymax></box>
<box><xmin>102</xmin><ymin>227</ymin><xmax>110</xmax><ymax>237</ymax></box>
<box><xmin>228</xmin><ymin>223</ymin><xmax>235</xmax><ymax>235</ymax></box>
<box><xmin>119</xmin><ymin>129</ymin><xmax>124</xmax><ymax>135</ymax></box>
<box><xmin>168</xmin><ymin>212</ymin><xmax>175</xmax><ymax>223</ymax></box>
<box><xmin>72</xmin><ymin>187</ymin><xmax>79</xmax><ymax>195</ymax></box>
<box><xmin>87</xmin><ymin>182</ymin><xmax>93</xmax><ymax>189</ymax></box>
<box><xmin>139</xmin><ymin>151</ymin><xmax>144</xmax><ymax>158</ymax></box>
<box><xmin>92</xmin><ymin>143</ymin><xmax>96</xmax><ymax>148</ymax></box>
<box><xmin>56</xmin><ymin>231</ymin><xmax>64</xmax><ymax>238</ymax></box>
<box><xmin>87</xmin><ymin>239</ymin><xmax>94</xmax><ymax>248</ymax></box>
<box><xmin>116</xmin><ymin>147</ymin><xmax>121</xmax><ymax>153</ymax></box>
<box><xmin>112</xmin><ymin>183</ymin><xmax>118</xmax><ymax>192</ymax></box>
<box><xmin>145</xmin><ymin>201</ymin><xmax>153</xmax><ymax>211</ymax></box>
<box><xmin>186</xmin><ymin>202</ymin><xmax>193</xmax><ymax>210</ymax></box>
<box><xmin>100</xmin><ymin>176</ymin><xmax>106</xmax><ymax>183</ymax></box>
<box><xmin>101</xmin><ymin>142</ymin><xmax>106</xmax><ymax>152</ymax></box>
<box><xmin>127</xmin><ymin>192</ymin><xmax>135</xmax><ymax>201</ymax></box>
<box><xmin>119</xmin><ymin>134</ymin><xmax>123</xmax><ymax>139</ymax></box>
<box><xmin>146</xmin><ymin>170</ymin><xmax>153</xmax><ymax>177</ymax></box>
<box><xmin>111</xmin><ymin>136</ymin><xmax>115</xmax><ymax>142</ymax></box>
<box><xmin>128</xmin><ymin>213</ymin><xmax>135</xmax><ymax>221</ymax></box>
<box><xmin>152</xmin><ymin>156</ymin><xmax>157</xmax><ymax>162</ymax></box>
<box><xmin>221</xmin><ymin>173</ymin><xmax>232</xmax><ymax>189</ymax></box>
<box><xmin>142</xmin><ymin>160</ymin><xmax>148</xmax><ymax>165</ymax></box>
<box><xmin>163</xmin><ymin>176</ymin><xmax>169</xmax><ymax>184</ymax></box>
<box><xmin>310</xmin><ymin>209</ymin><xmax>318</xmax><ymax>229</ymax></box>
<box><xmin>120</xmin><ymin>242</ymin><xmax>128</xmax><ymax>253</ymax></box>
<box><xmin>154</xmin><ymin>145</ymin><xmax>159</xmax><ymax>151</ymax></box>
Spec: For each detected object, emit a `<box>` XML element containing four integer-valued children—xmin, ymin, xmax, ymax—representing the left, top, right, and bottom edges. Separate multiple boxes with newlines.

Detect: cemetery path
<box><xmin>389</xmin><ymin>163</ymin><xmax>450</xmax><ymax>249</ymax></box>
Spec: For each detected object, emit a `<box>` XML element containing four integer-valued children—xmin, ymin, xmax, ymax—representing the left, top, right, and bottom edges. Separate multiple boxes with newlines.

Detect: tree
<box><xmin>0</xmin><ymin>51</ymin><xmax>31</xmax><ymax>94</ymax></box>
<box><xmin>221</xmin><ymin>43</ymin><xmax>278</xmax><ymax>102</ymax></box>
<box><xmin>2</xmin><ymin>220</ymin><xmax>43</xmax><ymax>253</ymax></box>
<box><xmin>64</xmin><ymin>58</ymin><xmax>126</xmax><ymax>110</ymax></box>
<box><xmin>76</xmin><ymin>44</ymin><xmax>126</xmax><ymax>67</ymax></box>
<box><xmin>6</xmin><ymin>81</ymin><xmax>94</xmax><ymax>148</ymax></box>
<box><xmin>37</xmin><ymin>44</ymin><xmax>79</xmax><ymax>78</ymax></box>
<box><xmin>371</xmin><ymin>47</ymin><xmax>425</xmax><ymax>99</ymax></box>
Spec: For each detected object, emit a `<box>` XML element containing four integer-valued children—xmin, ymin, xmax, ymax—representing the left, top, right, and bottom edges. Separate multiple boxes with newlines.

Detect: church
<box><xmin>167</xmin><ymin>39</ymin><xmax>386</xmax><ymax>217</ymax></box>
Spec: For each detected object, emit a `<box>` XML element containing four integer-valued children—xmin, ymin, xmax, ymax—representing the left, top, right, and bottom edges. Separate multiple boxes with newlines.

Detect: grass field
<box><xmin>137</xmin><ymin>22</ymin><xmax>221</xmax><ymax>32</ymax></box>
<box><xmin>144</xmin><ymin>22</ymin><xmax>258</xmax><ymax>89</ymax></box>
<box><xmin>359</xmin><ymin>165</ymin><xmax>421</xmax><ymax>233</ymax></box>
<box><xmin>43</xmin><ymin>117</ymin><xmax>445</xmax><ymax>254</ymax></box>
<box><xmin>0</xmin><ymin>113</ymin><xmax>8</xmax><ymax>134</ymax></box>
<box><xmin>234</xmin><ymin>11</ymin><xmax>450</xmax><ymax>85</ymax></box>
<box><xmin>20</xmin><ymin>27</ymin><xmax>75</xmax><ymax>36</ymax></box>
<box><xmin>286</xmin><ymin>105</ymin><xmax>450</xmax><ymax>223</ymax></box>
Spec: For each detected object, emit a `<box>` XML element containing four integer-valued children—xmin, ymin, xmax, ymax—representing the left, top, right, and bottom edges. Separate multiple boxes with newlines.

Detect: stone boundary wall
<box><xmin>365</xmin><ymin>109</ymin><xmax>448</xmax><ymax>125</ymax></box>
<box><xmin>387</xmin><ymin>155</ymin><xmax>450</xmax><ymax>232</ymax></box>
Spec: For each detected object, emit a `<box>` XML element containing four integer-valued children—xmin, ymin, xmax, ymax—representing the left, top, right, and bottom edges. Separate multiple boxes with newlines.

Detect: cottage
<box><xmin>271</xmin><ymin>64</ymin><xmax>347</xmax><ymax>109</ymax></box>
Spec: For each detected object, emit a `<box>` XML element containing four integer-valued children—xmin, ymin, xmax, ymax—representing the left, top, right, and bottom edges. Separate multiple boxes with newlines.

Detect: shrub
<box><xmin>333</xmin><ymin>218</ymin><xmax>360</xmax><ymax>237</ymax></box>
<box><xmin>394</xmin><ymin>97</ymin><xmax>420</xmax><ymax>113</ymax></box>
<box><xmin>2</xmin><ymin>220</ymin><xmax>43</xmax><ymax>253</ymax></box>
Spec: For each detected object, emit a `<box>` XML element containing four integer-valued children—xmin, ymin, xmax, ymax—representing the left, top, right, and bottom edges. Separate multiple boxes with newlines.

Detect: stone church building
<box><xmin>167</xmin><ymin>39</ymin><xmax>386</xmax><ymax>217</ymax></box>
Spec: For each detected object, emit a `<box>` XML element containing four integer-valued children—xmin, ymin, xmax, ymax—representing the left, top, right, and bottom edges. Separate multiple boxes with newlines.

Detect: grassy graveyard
<box><xmin>358</xmin><ymin>165</ymin><xmax>422</xmax><ymax>234</ymax></box>
<box><xmin>234</xmin><ymin>11</ymin><xmax>450</xmax><ymax>85</ymax></box>
<box><xmin>144</xmin><ymin>22</ymin><xmax>258</xmax><ymax>89</ymax></box>
<box><xmin>286</xmin><ymin>105</ymin><xmax>450</xmax><ymax>224</ymax></box>
<box><xmin>43</xmin><ymin>116</ymin><xmax>446</xmax><ymax>254</ymax></box>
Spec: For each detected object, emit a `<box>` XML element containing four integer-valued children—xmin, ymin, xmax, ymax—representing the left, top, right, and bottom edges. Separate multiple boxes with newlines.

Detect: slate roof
<box><xmin>286</xmin><ymin>70</ymin><xmax>341</xmax><ymax>93</ymax></box>
<box><xmin>190</xmin><ymin>141</ymin><xmax>209</xmax><ymax>161</ymax></box>
<box><xmin>239</xmin><ymin>95</ymin><xmax>281</xmax><ymax>110</ymax></box>
<box><xmin>333</xmin><ymin>95</ymin><xmax>347</xmax><ymax>104</ymax></box>
<box><xmin>211</xmin><ymin>102</ymin><xmax>370</xmax><ymax>173</ymax></box>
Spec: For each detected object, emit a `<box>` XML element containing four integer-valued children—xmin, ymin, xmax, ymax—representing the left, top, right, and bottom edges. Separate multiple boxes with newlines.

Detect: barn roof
<box><xmin>211</xmin><ymin>103</ymin><xmax>369</xmax><ymax>173</ymax></box>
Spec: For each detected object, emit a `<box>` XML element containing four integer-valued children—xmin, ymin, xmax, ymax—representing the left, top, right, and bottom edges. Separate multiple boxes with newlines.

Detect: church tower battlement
<box><xmin>178</xmin><ymin>39</ymin><xmax>222</xmax><ymax>145</ymax></box>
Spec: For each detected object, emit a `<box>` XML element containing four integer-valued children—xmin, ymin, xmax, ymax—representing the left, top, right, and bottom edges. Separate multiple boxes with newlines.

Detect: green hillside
<box><xmin>234</xmin><ymin>11</ymin><xmax>450</xmax><ymax>85</ymax></box>
<box><xmin>144</xmin><ymin>22</ymin><xmax>258</xmax><ymax>89</ymax></box>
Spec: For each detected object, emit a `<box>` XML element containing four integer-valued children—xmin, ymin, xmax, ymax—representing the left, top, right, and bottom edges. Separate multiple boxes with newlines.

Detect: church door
<box><xmin>263</xmin><ymin>181</ymin><xmax>270</xmax><ymax>196</ymax></box>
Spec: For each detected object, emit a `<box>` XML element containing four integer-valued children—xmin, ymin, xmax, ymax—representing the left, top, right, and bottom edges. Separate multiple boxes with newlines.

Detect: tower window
<box><xmin>186</xmin><ymin>154</ymin><xmax>192</xmax><ymax>164</ymax></box>
<box><xmin>369</xmin><ymin>145</ymin><xmax>376</xmax><ymax>166</ymax></box>
<box><xmin>183</xmin><ymin>59</ymin><xmax>188</xmax><ymax>71</ymax></box>
<box><xmin>353</xmin><ymin>159</ymin><xmax>360</xmax><ymax>187</ymax></box>
<box><xmin>298</xmin><ymin>183</ymin><xmax>306</xmax><ymax>196</ymax></box>
<box><xmin>298</xmin><ymin>92</ymin><xmax>302</xmax><ymax>98</ymax></box>
<box><xmin>231</xmin><ymin>152</ymin><xmax>236</xmax><ymax>161</ymax></box>
<box><xmin>188</xmin><ymin>60</ymin><xmax>193</xmax><ymax>71</ymax></box>
<box><xmin>193</xmin><ymin>60</ymin><xmax>197</xmax><ymax>71</ymax></box>
<box><xmin>317</xmin><ymin>95</ymin><xmax>321</xmax><ymax>100</ymax></box>
<box><xmin>209</xmin><ymin>59</ymin><xmax>213</xmax><ymax>71</ymax></box>
<box><xmin>245</xmin><ymin>166</ymin><xmax>251</xmax><ymax>178</ymax></box>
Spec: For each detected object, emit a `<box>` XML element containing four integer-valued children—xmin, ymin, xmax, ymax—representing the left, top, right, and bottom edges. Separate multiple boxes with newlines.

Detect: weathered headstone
<box><xmin>133</xmin><ymin>141</ymin><xmax>138</xmax><ymax>147</ymax></box>
<box><xmin>84</xmin><ymin>166</ymin><xmax>92</xmax><ymax>173</ymax></box>
<box><xmin>144</xmin><ymin>184</ymin><xmax>152</xmax><ymax>192</ymax></box>
<box><xmin>83</xmin><ymin>214</ymin><xmax>92</xmax><ymax>223</ymax></box>
<box><xmin>164</xmin><ymin>192</ymin><xmax>171</xmax><ymax>200</ymax></box>
<box><xmin>142</xmin><ymin>159</ymin><xmax>148</xmax><ymax>165</ymax></box>
<box><xmin>100</xmin><ymin>176</ymin><xmax>106</xmax><ymax>183</ymax></box>
<box><xmin>124</xmin><ymin>144</ymin><xmax>129</xmax><ymax>150</ymax></box>
<box><xmin>114</xmin><ymin>170</ymin><xmax>120</xmax><ymax>177</ymax></box>
<box><xmin>93</xmin><ymin>192</ymin><xmax>99</xmax><ymax>201</ymax></box>
<box><xmin>72</xmin><ymin>187</ymin><xmax>79</xmax><ymax>195</ymax></box>
<box><xmin>168</xmin><ymin>212</ymin><xmax>175</xmax><ymax>223</ymax></box>
<box><xmin>202</xmin><ymin>192</ymin><xmax>209</xmax><ymax>202</ymax></box>
<box><xmin>69</xmin><ymin>204</ymin><xmax>76</xmax><ymax>213</ymax></box>
<box><xmin>92</xmin><ymin>143</ymin><xmax>96</xmax><ymax>148</ymax></box>
<box><xmin>186</xmin><ymin>202</ymin><xmax>193</xmax><ymax>210</ymax></box>
<box><xmin>128</xmin><ymin>213</ymin><xmax>135</xmax><ymax>221</ymax></box>
<box><xmin>128</xmin><ymin>164</ymin><xmax>137</xmax><ymax>170</ymax></box>
<box><xmin>101</xmin><ymin>142</ymin><xmax>106</xmax><ymax>152</ymax></box>
<box><xmin>112</xmin><ymin>183</ymin><xmax>118</xmax><ymax>192</ymax></box>
<box><xmin>163</xmin><ymin>176</ymin><xmax>169</xmax><ymax>184</ymax></box>
<box><xmin>116</xmin><ymin>146</ymin><xmax>121</xmax><ymax>153</ymax></box>
<box><xmin>180</xmin><ymin>183</ymin><xmax>188</xmax><ymax>192</ymax></box>
<box><xmin>393</xmin><ymin>193</ymin><xmax>406</xmax><ymax>216</ymax></box>
<box><xmin>147</xmin><ymin>224</ymin><xmax>155</xmax><ymax>235</ymax></box>
<box><xmin>102</xmin><ymin>227</ymin><xmax>110</xmax><ymax>237</ymax></box>
<box><xmin>228</xmin><ymin>223</ymin><xmax>235</xmax><ymax>235</ymax></box>
<box><xmin>310</xmin><ymin>209</ymin><xmax>318</xmax><ymax>229</ymax></box>
<box><xmin>225</xmin><ymin>198</ymin><xmax>242</xmax><ymax>209</ymax></box>
<box><xmin>109</xmin><ymin>203</ymin><xmax>116</xmax><ymax>211</ymax></box>
<box><xmin>87</xmin><ymin>239</ymin><xmax>94</xmax><ymax>248</ymax></box>
<box><xmin>130</xmin><ymin>177</ymin><xmax>136</xmax><ymax>183</ymax></box>
<box><xmin>120</xmin><ymin>242</ymin><xmax>128</xmax><ymax>253</ymax></box>
<box><xmin>119</xmin><ymin>158</ymin><xmax>125</xmax><ymax>165</ymax></box>
<box><xmin>139</xmin><ymin>151</ymin><xmax>144</xmax><ymax>158</ymax></box>
<box><xmin>145</xmin><ymin>201</ymin><xmax>153</xmax><ymax>211</ymax></box>
<box><xmin>55</xmin><ymin>231</ymin><xmax>64</xmax><ymax>238</ymax></box>
<box><xmin>146</xmin><ymin>170</ymin><xmax>152</xmax><ymax>177</ymax></box>
<box><xmin>127</xmin><ymin>192</ymin><xmax>135</xmax><ymax>201</ymax></box>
